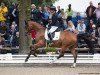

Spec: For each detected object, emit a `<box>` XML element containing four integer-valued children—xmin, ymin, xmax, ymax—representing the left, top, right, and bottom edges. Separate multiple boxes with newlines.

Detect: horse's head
<box><xmin>27</xmin><ymin>21</ymin><xmax>45</xmax><ymax>33</ymax></box>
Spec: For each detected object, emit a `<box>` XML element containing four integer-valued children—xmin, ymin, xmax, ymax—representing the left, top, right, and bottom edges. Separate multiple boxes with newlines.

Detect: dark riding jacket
<box><xmin>50</xmin><ymin>12</ymin><xmax>61</xmax><ymax>27</ymax></box>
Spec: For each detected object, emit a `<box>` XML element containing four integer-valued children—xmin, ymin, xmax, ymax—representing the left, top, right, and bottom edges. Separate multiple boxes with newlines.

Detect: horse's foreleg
<box><xmin>31</xmin><ymin>49</ymin><xmax>37</xmax><ymax>57</ymax></box>
<box><xmin>25</xmin><ymin>48</ymin><xmax>38</xmax><ymax>62</ymax></box>
<box><xmin>25</xmin><ymin>50</ymin><xmax>33</xmax><ymax>62</ymax></box>
<box><xmin>25</xmin><ymin>45</ymin><xmax>35</xmax><ymax>62</ymax></box>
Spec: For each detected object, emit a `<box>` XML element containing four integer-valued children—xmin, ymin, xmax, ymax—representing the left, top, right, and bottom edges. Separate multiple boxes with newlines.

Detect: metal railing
<box><xmin>0</xmin><ymin>53</ymin><xmax>100</xmax><ymax>64</ymax></box>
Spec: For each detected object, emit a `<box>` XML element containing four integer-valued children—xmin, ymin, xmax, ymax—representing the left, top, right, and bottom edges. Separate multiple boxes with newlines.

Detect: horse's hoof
<box><xmin>49</xmin><ymin>60</ymin><xmax>55</xmax><ymax>64</ymax></box>
<box><xmin>70</xmin><ymin>65</ymin><xmax>76</xmax><ymax>68</ymax></box>
<box><xmin>70</xmin><ymin>63</ymin><xmax>76</xmax><ymax>68</ymax></box>
<box><xmin>25</xmin><ymin>59</ymin><xmax>28</xmax><ymax>62</ymax></box>
<box><xmin>49</xmin><ymin>62</ymin><xmax>52</xmax><ymax>64</ymax></box>
<box><xmin>34</xmin><ymin>54</ymin><xmax>37</xmax><ymax>57</ymax></box>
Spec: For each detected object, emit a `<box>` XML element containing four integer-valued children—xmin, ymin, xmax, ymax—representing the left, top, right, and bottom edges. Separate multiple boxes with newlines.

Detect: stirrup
<box><xmin>49</xmin><ymin>43</ymin><xmax>53</xmax><ymax>46</ymax></box>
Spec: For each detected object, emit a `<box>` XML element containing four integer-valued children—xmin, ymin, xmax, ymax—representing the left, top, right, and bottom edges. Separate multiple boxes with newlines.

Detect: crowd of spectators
<box><xmin>0</xmin><ymin>1</ymin><xmax>100</xmax><ymax>50</ymax></box>
<box><xmin>0</xmin><ymin>2</ymin><xmax>19</xmax><ymax>48</ymax></box>
<box><xmin>30</xmin><ymin>2</ymin><xmax>100</xmax><ymax>48</ymax></box>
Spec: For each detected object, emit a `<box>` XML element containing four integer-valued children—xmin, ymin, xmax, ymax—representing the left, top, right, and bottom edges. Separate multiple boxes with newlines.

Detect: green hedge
<box><xmin>44</xmin><ymin>47</ymin><xmax>57</xmax><ymax>52</ymax></box>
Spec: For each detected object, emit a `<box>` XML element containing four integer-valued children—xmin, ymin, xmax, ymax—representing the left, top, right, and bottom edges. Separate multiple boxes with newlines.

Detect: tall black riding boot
<box><xmin>48</xmin><ymin>33</ymin><xmax>53</xmax><ymax>45</ymax></box>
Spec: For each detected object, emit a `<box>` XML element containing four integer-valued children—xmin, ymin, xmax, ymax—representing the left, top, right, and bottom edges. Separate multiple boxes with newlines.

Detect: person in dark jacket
<box><xmin>15</xmin><ymin>32</ymin><xmax>19</xmax><ymax>47</ymax></box>
<box><xmin>8</xmin><ymin>2</ymin><xmax>19</xmax><ymax>26</ymax></box>
<box><xmin>57</xmin><ymin>6</ymin><xmax>61</xmax><ymax>14</ymax></box>
<box><xmin>0</xmin><ymin>21</ymin><xmax>9</xmax><ymax>40</ymax></box>
<box><xmin>91</xmin><ymin>25</ymin><xmax>99</xmax><ymax>43</ymax></box>
<box><xmin>30</xmin><ymin>4</ymin><xmax>39</xmax><ymax>22</ymax></box>
<box><xmin>87</xmin><ymin>20</ymin><xmax>99</xmax><ymax>44</ymax></box>
<box><xmin>86</xmin><ymin>1</ymin><xmax>96</xmax><ymax>25</ymax></box>
<box><xmin>38</xmin><ymin>6</ymin><xmax>43</xmax><ymax>24</ymax></box>
<box><xmin>9</xmin><ymin>24</ymin><xmax>18</xmax><ymax>47</ymax></box>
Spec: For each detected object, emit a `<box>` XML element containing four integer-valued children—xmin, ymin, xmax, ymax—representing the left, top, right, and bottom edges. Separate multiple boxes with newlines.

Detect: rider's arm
<box><xmin>51</xmin><ymin>13</ymin><xmax>58</xmax><ymax>25</ymax></box>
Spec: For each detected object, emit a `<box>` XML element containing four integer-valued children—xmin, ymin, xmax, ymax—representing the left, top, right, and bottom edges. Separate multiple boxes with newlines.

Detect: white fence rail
<box><xmin>0</xmin><ymin>53</ymin><xmax>100</xmax><ymax>64</ymax></box>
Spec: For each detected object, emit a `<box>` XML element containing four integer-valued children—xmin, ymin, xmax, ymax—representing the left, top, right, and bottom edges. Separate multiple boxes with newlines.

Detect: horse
<box><xmin>25</xmin><ymin>21</ymin><xmax>77</xmax><ymax>68</ymax></box>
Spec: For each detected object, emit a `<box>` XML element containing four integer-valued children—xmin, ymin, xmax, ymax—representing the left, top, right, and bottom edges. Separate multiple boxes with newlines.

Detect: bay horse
<box><xmin>25</xmin><ymin>21</ymin><xmax>77</xmax><ymax>68</ymax></box>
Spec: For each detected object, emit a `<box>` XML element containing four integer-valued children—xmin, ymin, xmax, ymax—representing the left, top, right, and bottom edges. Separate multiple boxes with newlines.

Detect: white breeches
<box><xmin>49</xmin><ymin>26</ymin><xmax>58</xmax><ymax>33</ymax></box>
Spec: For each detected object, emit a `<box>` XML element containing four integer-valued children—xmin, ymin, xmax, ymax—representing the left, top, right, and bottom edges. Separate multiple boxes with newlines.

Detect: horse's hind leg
<box><xmin>49</xmin><ymin>47</ymin><xmax>66</xmax><ymax>64</ymax></box>
<box><xmin>69</xmin><ymin>45</ymin><xmax>77</xmax><ymax>68</ymax></box>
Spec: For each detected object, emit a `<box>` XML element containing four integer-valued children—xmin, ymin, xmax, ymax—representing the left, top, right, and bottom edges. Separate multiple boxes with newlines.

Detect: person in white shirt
<box><xmin>77</xmin><ymin>19</ymin><xmax>86</xmax><ymax>34</ymax></box>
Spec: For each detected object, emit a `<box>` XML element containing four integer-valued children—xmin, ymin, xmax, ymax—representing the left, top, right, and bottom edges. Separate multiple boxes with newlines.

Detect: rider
<box><xmin>48</xmin><ymin>6</ymin><xmax>61</xmax><ymax>45</ymax></box>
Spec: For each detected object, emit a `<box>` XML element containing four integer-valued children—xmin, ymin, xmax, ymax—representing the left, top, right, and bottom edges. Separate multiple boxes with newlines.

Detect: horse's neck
<box><xmin>36</xmin><ymin>29</ymin><xmax>45</xmax><ymax>33</ymax></box>
<box><xmin>32</xmin><ymin>22</ymin><xmax>45</xmax><ymax>32</ymax></box>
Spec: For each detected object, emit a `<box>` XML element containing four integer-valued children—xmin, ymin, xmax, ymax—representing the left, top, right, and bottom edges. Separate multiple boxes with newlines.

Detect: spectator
<box><xmin>42</xmin><ymin>6</ymin><xmax>49</xmax><ymax>27</ymax></box>
<box><xmin>91</xmin><ymin>25</ymin><xmax>99</xmax><ymax>44</ymax></box>
<box><xmin>58</xmin><ymin>9</ymin><xmax>67</xmax><ymax>29</ymax></box>
<box><xmin>0</xmin><ymin>21</ymin><xmax>9</xmax><ymax>40</ymax></box>
<box><xmin>95</xmin><ymin>3</ymin><xmax>100</xmax><ymax>27</ymax></box>
<box><xmin>86</xmin><ymin>1</ymin><xmax>96</xmax><ymax>25</ymax></box>
<box><xmin>66</xmin><ymin>4</ymin><xmax>73</xmax><ymax>24</ymax></box>
<box><xmin>15</xmin><ymin>32</ymin><xmax>19</xmax><ymax>47</ymax></box>
<box><xmin>8</xmin><ymin>2</ymin><xmax>19</xmax><ymax>26</ymax></box>
<box><xmin>9</xmin><ymin>24</ymin><xmax>18</xmax><ymax>47</ymax></box>
<box><xmin>86</xmin><ymin>19</ymin><xmax>96</xmax><ymax>34</ymax></box>
<box><xmin>11</xmin><ymin>21</ymin><xmax>19</xmax><ymax>31</ymax></box>
<box><xmin>66</xmin><ymin>21</ymin><xmax>75</xmax><ymax>32</ymax></box>
<box><xmin>57</xmin><ymin>6</ymin><xmax>61</xmax><ymax>14</ymax></box>
<box><xmin>0</xmin><ymin>35</ymin><xmax>5</xmax><ymax>48</ymax></box>
<box><xmin>0</xmin><ymin>2</ymin><xmax>8</xmax><ymax>22</ymax></box>
<box><xmin>30</xmin><ymin>4</ymin><xmax>39</xmax><ymax>22</ymax></box>
<box><xmin>38</xmin><ymin>6</ymin><xmax>43</xmax><ymax>24</ymax></box>
<box><xmin>77</xmin><ymin>20</ymin><xmax>95</xmax><ymax>54</ymax></box>
<box><xmin>77</xmin><ymin>19</ymin><xmax>86</xmax><ymax>34</ymax></box>
<box><xmin>74</xmin><ymin>12</ymin><xmax>82</xmax><ymax>28</ymax></box>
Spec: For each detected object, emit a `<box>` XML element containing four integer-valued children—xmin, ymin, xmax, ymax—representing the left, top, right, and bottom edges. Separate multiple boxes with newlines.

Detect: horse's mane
<box><xmin>28</xmin><ymin>21</ymin><xmax>45</xmax><ymax>30</ymax></box>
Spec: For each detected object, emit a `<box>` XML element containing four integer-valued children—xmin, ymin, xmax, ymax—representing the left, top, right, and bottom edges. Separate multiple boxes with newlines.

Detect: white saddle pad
<box><xmin>45</xmin><ymin>29</ymin><xmax>60</xmax><ymax>41</ymax></box>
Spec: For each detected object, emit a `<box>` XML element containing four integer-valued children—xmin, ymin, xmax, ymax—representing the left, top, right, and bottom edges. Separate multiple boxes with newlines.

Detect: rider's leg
<box><xmin>48</xmin><ymin>26</ymin><xmax>58</xmax><ymax>45</ymax></box>
<box><xmin>48</xmin><ymin>32</ymin><xmax>53</xmax><ymax>44</ymax></box>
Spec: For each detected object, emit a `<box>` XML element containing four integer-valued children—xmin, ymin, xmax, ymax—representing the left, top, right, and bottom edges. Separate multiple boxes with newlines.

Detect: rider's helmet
<box><xmin>50</xmin><ymin>6</ymin><xmax>56</xmax><ymax>11</ymax></box>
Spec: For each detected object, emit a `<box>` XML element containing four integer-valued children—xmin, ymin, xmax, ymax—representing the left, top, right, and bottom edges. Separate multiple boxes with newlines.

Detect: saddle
<box><xmin>45</xmin><ymin>27</ymin><xmax>60</xmax><ymax>41</ymax></box>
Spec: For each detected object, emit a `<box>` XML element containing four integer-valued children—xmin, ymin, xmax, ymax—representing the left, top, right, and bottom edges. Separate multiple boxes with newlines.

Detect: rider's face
<box><xmin>50</xmin><ymin>10</ymin><xmax>54</xmax><ymax>14</ymax></box>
